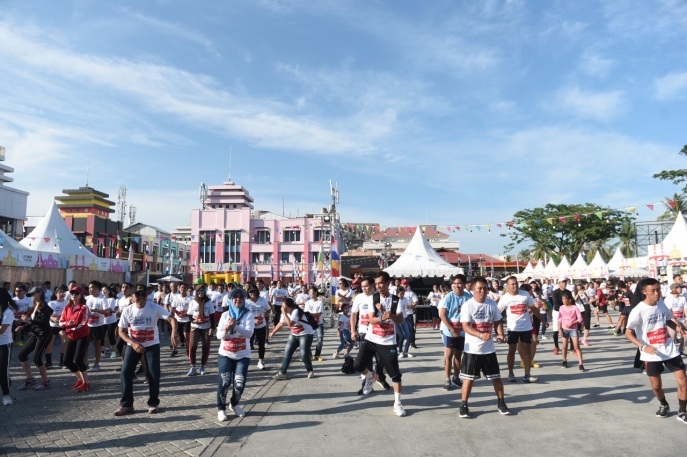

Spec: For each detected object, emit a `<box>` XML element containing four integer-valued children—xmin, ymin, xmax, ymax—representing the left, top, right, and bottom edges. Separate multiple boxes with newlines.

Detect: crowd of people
<box><xmin>0</xmin><ymin>271</ymin><xmax>685</xmax><ymax>422</ymax></box>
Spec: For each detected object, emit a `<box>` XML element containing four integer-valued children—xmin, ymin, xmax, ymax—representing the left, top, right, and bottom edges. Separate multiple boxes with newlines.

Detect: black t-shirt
<box><xmin>551</xmin><ymin>288</ymin><xmax>565</xmax><ymax>312</ymax></box>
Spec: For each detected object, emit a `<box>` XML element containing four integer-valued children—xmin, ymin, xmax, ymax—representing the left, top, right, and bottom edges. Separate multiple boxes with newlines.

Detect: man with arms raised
<box><xmin>498</xmin><ymin>276</ymin><xmax>538</xmax><ymax>383</ymax></box>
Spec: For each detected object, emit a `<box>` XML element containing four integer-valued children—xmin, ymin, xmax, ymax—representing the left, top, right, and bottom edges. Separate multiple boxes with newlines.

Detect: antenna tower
<box><xmin>117</xmin><ymin>186</ymin><xmax>127</xmax><ymax>223</ymax></box>
<box><xmin>128</xmin><ymin>206</ymin><xmax>137</xmax><ymax>226</ymax></box>
<box><xmin>199</xmin><ymin>182</ymin><xmax>208</xmax><ymax>210</ymax></box>
<box><xmin>320</xmin><ymin>180</ymin><xmax>339</xmax><ymax>327</ymax></box>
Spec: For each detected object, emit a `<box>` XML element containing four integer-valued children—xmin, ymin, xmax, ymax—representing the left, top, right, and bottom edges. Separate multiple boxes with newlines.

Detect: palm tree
<box><xmin>529</xmin><ymin>241</ymin><xmax>549</xmax><ymax>263</ymax></box>
<box><xmin>517</xmin><ymin>249</ymin><xmax>532</xmax><ymax>263</ymax></box>
<box><xmin>612</xmin><ymin>221</ymin><xmax>637</xmax><ymax>258</ymax></box>
<box><xmin>658</xmin><ymin>193</ymin><xmax>687</xmax><ymax>220</ymax></box>
<box><xmin>586</xmin><ymin>239</ymin><xmax>613</xmax><ymax>262</ymax></box>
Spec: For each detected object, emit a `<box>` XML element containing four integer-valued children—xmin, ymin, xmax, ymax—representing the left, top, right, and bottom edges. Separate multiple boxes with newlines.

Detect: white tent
<box><xmin>20</xmin><ymin>200</ymin><xmax>96</xmax><ymax>257</ymax></box>
<box><xmin>384</xmin><ymin>226</ymin><xmax>464</xmax><ymax>278</ymax></box>
<box><xmin>570</xmin><ymin>254</ymin><xmax>589</xmax><ymax>279</ymax></box>
<box><xmin>587</xmin><ymin>251</ymin><xmax>609</xmax><ymax>278</ymax></box>
<box><xmin>607</xmin><ymin>248</ymin><xmax>625</xmax><ymax>271</ymax></box>
<box><xmin>533</xmin><ymin>261</ymin><xmax>545</xmax><ymax>272</ymax></box>
<box><xmin>522</xmin><ymin>262</ymin><xmax>534</xmax><ymax>274</ymax></box>
<box><xmin>544</xmin><ymin>258</ymin><xmax>557</xmax><ymax>279</ymax></box>
<box><xmin>555</xmin><ymin>255</ymin><xmax>572</xmax><ymax>279</ymax></box>
<box><xmin>0</xmin><ymin>228</ymin><xmax>40</xmax><ymax>267</ymax></box>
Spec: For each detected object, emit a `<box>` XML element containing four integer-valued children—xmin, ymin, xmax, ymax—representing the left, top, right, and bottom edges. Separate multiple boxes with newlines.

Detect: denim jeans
<box><xmin>280</xmin><ymin>333</ymin><xmax>313</xmax><ymax>374</ymax></box>
<box><xmin>337</xmin><ymin>329</ymin><xmax>353</xmax><ymax>352</ymax></box>
<box><xmin>395</xmin><ymin>320</ymin><xmax>410</xmax><ymax>354</ymax></box>
<box><xmin>120</xmin><ymin>343</ymin><xmax>161</xmax><ymax>408</ymax></box>
<box><xmin>314</xmin><ymin>325</ymin><xmax>324</xmax><ymax>357</ymax></box>
<box><xmin>405</xmin><ymin>314</ymin><xmax>416</xmax><ymax>346</ymax></box>
<box><xmin>217</xmin><ymin>355</ymin><xmax>250</xmax><ymax>410</ymax></box>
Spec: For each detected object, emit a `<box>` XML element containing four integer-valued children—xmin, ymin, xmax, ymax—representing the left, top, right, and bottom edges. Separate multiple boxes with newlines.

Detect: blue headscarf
<box><xmin>228</xmin><ymin>289</ymin><xmax>247</xmax><ymax>320</ymax></box>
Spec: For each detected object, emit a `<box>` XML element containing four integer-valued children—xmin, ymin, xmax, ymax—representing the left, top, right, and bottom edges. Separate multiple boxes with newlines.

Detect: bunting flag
<box><xmin>667</xmin><ymin>200</ymin><xmax>676</xmax><ymax>209</ymax></box>
<box><xmin>558</xmin><ymin>217</ymin><xmax>566</xmax><ymax>224</ymax></box>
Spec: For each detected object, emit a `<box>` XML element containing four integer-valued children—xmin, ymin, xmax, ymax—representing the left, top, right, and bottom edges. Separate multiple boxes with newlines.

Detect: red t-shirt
<box><xmin>596</xmin><ymin>289</ymin><xmax>606</xmax><ymax>306</ymax></box>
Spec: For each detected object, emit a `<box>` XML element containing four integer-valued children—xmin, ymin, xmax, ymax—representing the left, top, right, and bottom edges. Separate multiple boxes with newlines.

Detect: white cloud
<box><xmin>555</xmin><ymin>86</ymin><xmax>626</xmax><ymax>121</ymax></box>
<box><xmin>654</xmin><ymin>71</ymin><xmax>687</xmax><ymax>100</ymax></box>
<box><xmin>579</xmin><ymin>52</ymin><xmax>615</xmax><ymax>79</ymax></box>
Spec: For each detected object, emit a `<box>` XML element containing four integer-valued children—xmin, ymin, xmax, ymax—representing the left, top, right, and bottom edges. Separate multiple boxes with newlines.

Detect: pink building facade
<box><xmin>190</xmin><ymin>181</ymin><xmax>332</xmax><ymax>283</ymax></box>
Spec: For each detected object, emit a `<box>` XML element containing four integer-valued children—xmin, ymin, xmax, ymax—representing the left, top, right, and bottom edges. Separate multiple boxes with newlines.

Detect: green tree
<box><xmin>503</xmin><ymin>203</ymin><xmax>635</xmax><ymax>260</ymax></box>
<box><xmin>653</xmin><ymin>145</ymin><xmax>687</xmax><ymax>193</ymax></box>
<box><xmin>611</xmin><ymin>220</ymin><xmax>638</xmax><ymax>258</ymax></box>
<box><xmin>517</xmin><ymin>249</ymin><xmax>532</xmax><ymax>263</ymax></box>
<box><xmin>586</xmin><ymin>239</ymin><xmax>613</xmax><ymax>262</ymax></box>
<box><xmin>657</xmin><ymin>193</ymin><xmax>687</xmax><ymax>220</ymax></box>
<box><xmin>529</xmin><ymin>240</ymin><xmax>550</xmax><ymax>263</ymax></box>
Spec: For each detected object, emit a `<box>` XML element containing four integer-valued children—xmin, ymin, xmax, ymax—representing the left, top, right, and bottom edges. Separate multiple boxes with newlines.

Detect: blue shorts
<box><xmin>443</xmin><ymin>334</ymin><xmax>465</xmax><ymax>351</ymax></box>
<box><xmin>562</xmin><ymin>329</ymin><xmax>579</xmax><ymax>338</ymax></box>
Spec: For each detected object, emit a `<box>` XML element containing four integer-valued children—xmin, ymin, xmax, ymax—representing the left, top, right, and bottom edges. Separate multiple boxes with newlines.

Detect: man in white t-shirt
<box><xmin>626</xmin><ymin>278</ymin><xmax>687</xmax><ymax>422</ymax></box>
<box><xmin>401</xmin><ymin>279</ymin><xmax>419</xmax><ymax>349</ymax></box>
<box><xmin>459</xmin><ymin>277</ymin><xmax>508</xmax><ymax>418</ymax></box>
<box><xmin>115</xmin><ymin>289</ymin><xmax>178</xmax><ymax>416</ymax></box>
<box><xmin>86</xmin><ymin>281</ymin><xmax>111</xmax><ymax>372</ymax></box>
<box><xmin>353</xmin><ymin>272</ymin><xmax>406</xmax><ymax>417</ymax></box>
<box><xmin>304</xmin><ymin>287</ymin><xmax>325</xmax><ymax>361</ymax></box>
<box><xmin>672</xmin><ymin>274</ymin><xmax>687</xmax><ymax>299</ymax></box>
<box><xmin>497</xmin><ymin>277</ymin><xmax>538</xmax><ymax>383</ymax></box>
<box><xmin>270</xmin><ymin>281</ymin><xmax>289</xmax><ymax>327</ymax></box>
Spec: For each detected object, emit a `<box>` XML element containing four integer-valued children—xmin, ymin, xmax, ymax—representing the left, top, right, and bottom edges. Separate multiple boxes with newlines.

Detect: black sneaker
<box><xmin>508</xmin><ymin>372</ymin><xmax>516</xmax><ymax>382</ymax></box>
<box><xmin>592</xmin><ymin>323</ymin><xmax>600</xmax><ymax>328</ymax></box>
<box><xmin>357</xmin><ymin>379</ymin><xmax>365</xmax><ymax>395</ymax></box>
<box><xmin>498</xmin><ymin>401</ymin><xmax>511</xmax><ymax>415</ymax></box>
<box><xmin>44</xmin><ymin>362</ymin><xmax>53</xmax><ymax>370</ymax></box>
<box><xmin>578</xmin><ymin>364</ymin><xmax>586</xmax><ymax>372</ymax></box>
<box><xmin>170</xmin><ymin>350</ymin><xmax>178</xmax><ymax>357</ymax></box>
<box><xmin>459</xmin><ymin>404</ymin><xmax>470</xmax><ymax>418</ymax></box>
<box><xmin>562</xmin><ymin>361</ymin><xmax>568</xmax><ymax>368</ymax></box>
<box><xmin>657</xmin><ymin>404</ymin><xmax>670</xmax><ymax>418</ymax></box>
<box><xmin>451</xmin><ymin>376</ymin><xmax>463</xmax><ymax>388</ymax></box>
<box><xmin>376</xmin><ymin>379</ymin><xmax>391</xmax><ymax>390</ymax></box>
<box><xmin>677</xmin><ymin>413</ymin><xmax>687</xmax><ymax>424</ymax></box>
<box><xmin>443</xmin><ymin>379</ymin><xmax>452</xmax><ymax>391</ymax></box>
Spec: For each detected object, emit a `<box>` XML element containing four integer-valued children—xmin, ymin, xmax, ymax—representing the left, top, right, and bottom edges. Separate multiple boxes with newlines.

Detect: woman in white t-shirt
<box><xmin>45</xmin><ymin>286</ymin><xmax>68</xmax><ymax>368</ymax></box>
<box><xmin>427</xmin><ymin>284</ymin><xmax>442</xmax><ymax>330</ymax></box>
<box><xmin>269</xmin><ymin>297</ymin><xmax>314</xmax><ymax>379</ymax></box>
<box><xmin>216</xmin><ymin>289</ymin><xmax>254</xmax><ymax>421</ymax></box>
<box><xmin>245</xmin><ymin>288</ymin><xmax>271</xmax><ymax>370</ymax></box>
<box><xmin>336</xmin><ymin>279</ymin><xmax>353</xmax><ymax>313</ymax></box>
<box><xmin>187</xmin><ymin>286</ymin><xmax>216</xmax><ymax>376</ymax></box>
<box><xmin>304</xmin><ymin>287</ymin><xmax>325</xmax><ymax>361</ymax></box>
<box><xmin>102</xmin><ymin>285</ymin><xmax>119</xmax><ymax>359</ymax></box>
<box><xmin>0</xmin><ymin>290</ymin><xmax>18</xmax><ymax>405</ymax></box>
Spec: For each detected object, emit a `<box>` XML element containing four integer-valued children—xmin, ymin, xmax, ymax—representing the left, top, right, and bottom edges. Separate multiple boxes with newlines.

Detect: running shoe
<box><xmin>44</xmin><ymin>361</ymin><xmax>53</xmax><ymax>370</ymax></box>
<box><xmin>519</xmin><ymin>360</ymin><xmax>525</xmax><ymax>368</ymax></box>
<box><xmin>217</xmin><ymin>410</ymin><xmax>228</xmax><ymax>421</ymax></box>
<box><xmin>508</xmin><ymin>372</ymin><xmax>516</xmax><ymax>383</ymax></box>
<box><xmin>332</xmin><ymin>352</ymin><xmax>340</xmax><ymax>359</ymax></box>
<box><xmin>18</xmin><ymin>378</ymin><xmax>36</xmax><ymax>390</ymax></box>
<box><xmin>15</xmin><ymin>341</ymin><xmax>23</xmax><ymax>347</ymax></box>
<box><xmin>400</xmin><ymin>353</ymin><xmax>408</xmax><ymax>358</ymax></box>
<box><xmin>593</xmin><ymin>323</ymin><xmax>600</xmax><ymax>328</ymax></box>
<box><xmin>553</xmin><ymin>347</ymin><xmax>559</xmax><ymax>355</ymax></box>
<box><xmin>612</xmin><ymin>330</ymin><xmax>619</xmax><ymax>336</ymax></box>
<box><xmin>71</xmin><ymin>379</ymin><xmax>83</xmax><ymax>390</ymax></box>
<box><xmin>540</xmin><ymin>335</ymin><xmax>549</xmax><ymax>340</ymax></box>
<box><xmin>362</xmin><ymin>376</ymin><xmax>375</xmax><ymax>395</ymax></box>
<box><xmin>578</xmin><ymin>365</ymin><xmax>586</xmax><ymax>372</ymax></box>
<box><xmin>199</xmin><ymin>366</ymin><xmax>206</xmax><ymax>375</ymax></box>
<box><xmin>170</xmin><ymin>350</ymin><xmax>178</xmax><ymax>357</ymax></box>
<box><xmin>376</xmin><ymin>379</ymin><xmax>391</xmax><ymax>390</ymax></box>
<box><xmin>656</xmin><ymin>404</ymin><xmax>670</xmax><ymax>418</ymax></box>
<box><xmin>307</xmin><ymin>371</ymin><xmax>315</xmax><ymax>379</ymax></box>
<box><xmin>147</xmin><ymin>406</ymin><xmax>158</xmax><ymax>414</ymax></box>
<box><xmin>2</xmin><ymin>395</ymin><xmax>12</xmax><ymax>406</ymax></box>
<box><xmin>393</xmin><ymin>402</ymin><xmax>406</xmax><ymax>417</ymax></box>
<box><xmin>257</xmin><ymin>361</ymin><xmax>265</xmax><ymax>370</ymax></box>
<box><xmin>34</xmin><ymin>380</ymin><xmax>50</xmax><ymax>391</ymax></box>
<box><xmin>187</xmin><ymin>367</ymin><xmax>197</xmax><ymax>376</ymax></box>
<box><xmin>410</xmin><ymin>345</ymin><xmax>418</xmax><ymax>349</ymax></box>
<box><xmin>677</xmin><ymin>413</ymin><xmax>687</xmax><ymax>424</ymax></box>
<box><xmin>114</xmin><ymin>406</ymin><xmax>134</xmax><ymax>417</ymax></box>
<box><xmin>89</xmin><ymin>364</ymin><xmax>100</xmax><ymax>373</ymax></box>
<box><xmin>459</xmin><ymin>404</ymin><xmax>470</xmax><ymax>418</ymax></box>
<box><xmin>451</xmin><ymin>376</ymin><xmax>463</xmax><ymax>388</ymax></box>
<box><xmin>405</xmin><ymin>353</ymin><xmax>414</xmax><ymax>358</ymax></box>
<box><xmin>230</xmin><ymin>404</ymin><xmax>245</xmax><ymax>417</ymax></box>
<box><xmin>497</xmin><ymin>401</ymin><xmax>511</xmax><ymax>415</ymax></box>
<box><xmin>523</xmin><ymin>375</ymin><xmax>539</xmax><ymax>383</ymax></box>
<box><xmin>443</xmin><ymin>379</ymin><xmax>452</xmax><ymax>391</ymax></box>
<box><xmin>582</xmin><ymin>339</ymin><xmax>589</xmax><ymax>347</ymax></box>
<box><xmin>273</xmin><ymin>372</ymin><xmax>286</xmax><ymax>380</ymax></box>
<box><xmin>562</xmin><ymin>361</ymin><xmax>568</xmax><ymax>368</ymax></box>
<box><xmin>314</xmin><ymin>356</ymin><xmax>324</xmax><ymax>362</ymax></box>
<box><xmin>77</xmin><ymin>382</ymin><xmax>90</xmax><ymax>392</ymax></box>
<box><xmin>110</xmin><ymin>351</ymin><xmax>119</xmax><ymax>359</ymax></box>
<box><xmin>531</xmin><ymin>361</ymin><xmax>541</xmax><ymax>368</ymax></box>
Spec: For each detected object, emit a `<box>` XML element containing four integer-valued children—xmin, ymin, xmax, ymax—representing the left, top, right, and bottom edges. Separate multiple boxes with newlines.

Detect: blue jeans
<box><xmin>280</xmin><ymin>333</ymin><xmax>314</xmax><ymax>374</ymax></box>
<box><xmin>405</xmin><ymin>314</ymin><xmax>416</xmax><ymax>346</ymax></box>
<box><xmin>337</xmin><ymin>329</ymin><xmax>353</xmax><ymax>352</ymax></box>
<box><xmin>217</xmin><ymin>355</ymin><xmax>250</xmax><ymax>410</ymax></box>
<box><xmin>314</xmin><ymin>325</ymin><xmax>324</xmax><ymax>357</ymax></box>
<box><xmin>120</xmin><ymin>343</ymin><xmax>161</xmax><ymax>408</ymax></box>
<box><xmin>395</xmin><ymin>320</ymin><xmax>410</xmax><ymax>355</ymax></box>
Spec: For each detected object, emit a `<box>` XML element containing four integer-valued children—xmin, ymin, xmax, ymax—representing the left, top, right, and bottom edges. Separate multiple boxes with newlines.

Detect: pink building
<box><xmin>190</xmin><ymin>181</ymin><xmax>334</xmax><ymax>283</ymax></box>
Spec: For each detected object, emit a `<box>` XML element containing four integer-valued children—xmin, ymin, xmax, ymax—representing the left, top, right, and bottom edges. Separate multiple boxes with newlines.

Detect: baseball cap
<box><xmin>27</xmin><ymin>286</ymin><xmax>45</xmax><ymax>296</ymax></box>
<box><xmin>69</xmin><ymin>286</ymin><xmax>85</xmax><ymax>296</ymax></box>
<box><xmin>557</xmin><ymin>277</ymin><xmax>569</xmax><ymax>283</ymax></box>
<box><xmin>670</xmin><ymin>283</ymin><xmax>683</xmax><ymax>291</ymax></box>
<box><xmin>400</xmin><ymin>279</ymin><xmax>409</xmax><ymax>284</ymax></box>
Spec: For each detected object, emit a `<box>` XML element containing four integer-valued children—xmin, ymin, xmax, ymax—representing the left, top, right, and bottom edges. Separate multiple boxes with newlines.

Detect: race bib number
<box><xmin>510</xmin><ymin>304</ymin><xmax>527</xmax><ymax>315</ymax></box>
<box><xmin>131</xmin><ymin>329</ymin><xmax>155</xmax><ymax>343</ymax></box>
<box><xmin>291</xmin><ymin>324</ymin><xmax>305</xmax><ymax>335</ymax></box>
<box><xmin>13</xmin><ymin>312</ymin><xmax>23</xmax><ymax>320</ymax></box>
<box><xmin>88</xmin><ymin>313</ymin><xmax>100</xmax><ymax>324</ymax></box>
<box><xmin>474</xmin><ymin>322</ymin><xmax>493</xmax><ymax>334</ymax></box>
<box><xmin>275</xmin><ymin>296</ymin><xmax>285</xmax><ymax>302</ymax></box>
<box><xmin>674</xmin><ymin>311</ymin><xmax>684</xmax><ymax>320</ymax></box>
<box><xmin>255</xmin><ymin>316</ymin><xmax>265</xmax><ymax>326</ymax></box>
<box><xmin>450</xmin><ymin>320</ymin><xmax>463</xmax><ymax>332</ymax></box>
<box><xmin>175</xmin><ymin>310</ymin><xmax>188</xmax><ymax>318</ymax></box>
<box><xmin>647</xmin><ymin>328</ymin><xmax>667</xmax><ymax>345</ymax></box>
<box><xmin>372</xmin><ymin>323</ymin><xmax>395</xmax><ymax>337</ymax></box>
<box><xmin>195</xmin><ymin>316</ymin><xmax>210</xmax><ymax>324</ymax></box>
<box><xmin>360</xmin><ymin>315</ymin><xmax>370</xmax><ymax>326</ymax></box>
<box><xmin>222</xmin><ymin>338</ymin><xmax>247</xmax><ymax>353</ymax></box>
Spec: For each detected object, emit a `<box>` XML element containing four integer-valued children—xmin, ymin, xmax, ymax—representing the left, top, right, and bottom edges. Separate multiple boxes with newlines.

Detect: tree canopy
<box><xmin>653</xmin><ymin>145</ymin><xmax>687</xmax><ymax>193</ymax></box>
<box><xmin>503</xmin><ymin>203</ymin><xmax>635</xmax><ymax>260</ymax></box>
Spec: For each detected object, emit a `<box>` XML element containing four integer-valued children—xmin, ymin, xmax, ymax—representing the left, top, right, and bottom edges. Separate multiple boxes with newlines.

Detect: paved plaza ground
<box><xmin>1</xmin><ymin>311</ymin><xmax>686</xmax><ymax>456</ymax></box>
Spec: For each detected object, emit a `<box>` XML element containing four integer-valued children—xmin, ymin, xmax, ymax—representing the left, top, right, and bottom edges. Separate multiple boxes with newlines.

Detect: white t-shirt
<box><xmin>163</xmin><ymin>292</ymin><xmax>179</xmax><ymax>308</ymax></box>
<box><xmin>497</xmin><ymin>291</ymin><xmax>535</xmax><ymax>332</ymax></box>
<box><xmin>488</xmin><ymin>290</ymin><xmax>503</xmax><ymax>303</ymax></box>
<box><xmin>12</xmin><ymin>296</ymin><xmax>31</xmax><ymax>321</ymax></box>
<box><xmin>118</xmin><ymin>303</ymin><xmax>170</xmax><ymax>347</ymax></box>
<box><xmin>117</xmin><ymin>296</ymin><xmax>133</xmax><ymax>317</ymax></box>
<box><xmin>154</xmin><ymin>291</ymin><xmax>163</xmax><ymax>303</ymax></box>
<box><xmin>217</xmin><ymin>308</ymin><xmax>255</xmax><ymax>360</ymax></box>
<box><xmin>280</xmin><ymin>308</ymin><xmax>314</xmax><ymax>336</ymax></box>
<box><xmin>352</xmin><ymin>293</ymin><xmax>373</xmax><ymax>334</ymax></box>
<box><xmin>627</xmin><ymin>301</ymin><xmax>681</xmax><ymax>362</ymax></box>
<box><xmin>336</xmin><ymin>288</ymin><xmax>353</xmax><ymax>306</ymax></box>
<box><xmin>0</xmin><ymin>307</ymin><xmax>15</xmax><ymax>345</ymax></box>
<box><xmin>147</xmin><ymin>292</ymin><xmax>156</xmax><ymax>305</ymax></box>
<box><xmin>188</xmin><ymin>299</ymin><xmax>215</xmax><ymax>329</ymax></box>
<box><xmin>259</xmin><ymin>289</ymin><xmax>269</xmax><ymax>302</ymax></box>
<box><xmin>461</xmin><ymin>297</ymin><xmax>502</xmax><ymax>355</ymax></box>
<box><xmin>339</xmin><ymin>314</ymin><xmax>351</xmax><ymax>331</ymax></box>
<box><xmin>271</xmin><ymin>288</ymin><xmax>289</xmax><ymax>306</ymax></box>
<box><xmin>86</xmin><ymin>294</ymin><xmax>107</xmax><ymax>327</ymax></box>
<box><xmin>245</xmin><ymin>297</ymin><xmax>271</xmax><ymax>329</ymax></box>
<box><xmin>427</xmin><ymin>291</ymin><xmax>441</xmax><ymax>307</ymax></box>
<box><xmin>104</xmin><ymin>297</ymin><xmax>119</xmax><ymax>325</ymax></box>
<box><xmin>171</xmin><ymin>295</ymin><xmax>192</xmax><ymax>322</ymax></box>
<box><xmin>365</xmin><ymin>294</ymin><xmax>402</xmax><ymax>346</ymax></box>
<box><xmin>304</xmin><ymin>299</ymin><xmax>324</xmax><ymax>325</ymax></box>
<box><xmin>215</xmin><ymin>292</ymin><xmax>228</xmax><ymax>311</ymax></box>
<box><xmin>398</xmin><ymin>296</ymin><xmax>411</xmax><ymax>318</ymax></box>
<box><xmin>295</xmin><ymin>292</ymin><xmax>310</xmax><ymax>309</ymax></box>
<box><xmin>663</xmin><ymin>295</ymin><xmax>687</xmax><ymax>323</ymax></box>
<box><xmin>48</xmin><ymin>300</ymin><xmax>67</xmax><ymax>328</ymax></box>
<box><xmin>404</xmin><ymin>289</ymin><xmax>418</xmax><ymax>315</ymax></box>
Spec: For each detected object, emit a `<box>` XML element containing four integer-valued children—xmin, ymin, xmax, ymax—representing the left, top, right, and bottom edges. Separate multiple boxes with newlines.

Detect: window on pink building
<box><xmin>283</xmin><ymin>230</ymin><xmax>300</xmax><ymax>242</ymax></box>
<box><xmin>254</xmin><ymin>230</ymin><xmax>270</xmax><ymax>244</ymax></box>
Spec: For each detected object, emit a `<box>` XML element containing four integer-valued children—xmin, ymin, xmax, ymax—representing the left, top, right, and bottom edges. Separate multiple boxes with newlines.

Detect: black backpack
<box><xmin>298</xmin><ymin>309</ymin><xmax>319</xmax><ymax>330</ymax></box>
<box><xmin>372</xmin><ymin>292</ymin><xmax>399</xmax><ymax>318</ymax></box>
<box><xmin>341</xmin><ymin>356</ymin><xmax>356</xmax><ymax>374</ymax></box>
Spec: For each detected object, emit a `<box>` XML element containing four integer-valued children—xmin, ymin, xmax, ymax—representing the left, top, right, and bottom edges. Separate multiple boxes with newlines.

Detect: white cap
<box><xmin>557</xmin><ymin>277</ymin><xmax>569</xmax><ymax>283</ymax></box>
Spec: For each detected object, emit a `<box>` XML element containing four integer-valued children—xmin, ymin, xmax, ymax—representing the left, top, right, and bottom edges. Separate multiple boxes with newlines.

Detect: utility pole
<box><xmin>117</xmin><ymin>186</ymin><xmax>127</xmax><ymax>223</ymax></box>
<box><xmin>320</xmin><ymin>180</ymin><xmax>339</xmax><ymax>327</ymax></box>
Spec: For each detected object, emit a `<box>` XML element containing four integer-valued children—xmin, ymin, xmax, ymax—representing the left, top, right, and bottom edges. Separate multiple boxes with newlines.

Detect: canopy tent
<box><xmin>20</xmin><ymin>201</ymin><xmax>95</xmax><ymax>257</ymax></box>
<box><xmin>513</xmin><ymin>272</ymin><xmax>546</xmax><ymax>281</ymax></box>
<box><xmin>607</xmin><ymin>248</ymin><xmax>625</xmax><ymax>272</ymax></box>
<box><xmin>0</xmin><ymin>228</ymin><xmax>40</xmax><ymax>267</ymax></box>
<box><xmin>157</xmin><ymin>275</ymin><xmax>183</xmax><ymax>282</ymax></box>
<box><xmin>533</xmin><ymin>261</ymin><xmax>545</xmax><ymax>273</ymax></box>
<box><xmin>555</xmin><ymin>255</ymin><xmax>572</xmax><ymax>278</ymax></box>
<box><xmin>522</xmin><ymin>262</ymin><xmax>534</xmax><ymax>274</ymax></box>
<box><xmin>384</xmin><ymin>226</ymin><xmax>464</xmax><ymax>278</ymax></box>
<box><xmin>570</xmin><ymin>254</ymin><xmax>589</xmax><ymax>279</ymax></box>
<box><xmin>647</xmin><ymin>212</ymin><xmax>687</xmax><ymax>275</ymax></box>
<box><xmin>587</xmin><ymin>251</ymin><xmax>609</xmax><ymax>279</ymax></box>
<box><xmin>544</xmin><ymin>258</ymin><xmax>557</xmax><ymax>278</ymax></box>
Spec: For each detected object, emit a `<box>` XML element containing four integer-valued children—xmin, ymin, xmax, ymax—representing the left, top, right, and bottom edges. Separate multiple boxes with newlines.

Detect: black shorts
<box><xmin>645</xmin><ymin>356</ymin><xmax>686</xmax><ymax>377</ymax></box>
<box><xmin>430</xmin><ymin>307</ymin><xmax>439</xmax><ymax>319</ymax></box>
<box><xmin>443</xmin><ymin>335</ymin><xmax>465</xmax><ymax>351</ymax></box>
<box><xmin>598</xmin><ymin>305</ymin><xmax>608</xmax><ymax>314</ymax></box>
<box><xmin>89</xmin><ymin>325</ymin><xmax>106</xmax><ymax>342</ymax></box>
<box><xmin>50</xmin><ymin>327</ymin><xmax>62</xmax><ymax>336</ymax></box>
<box><xmin>353</xmin><ymin>340</ymin><xmax>401</xmax><ymax>382</ymax></box>
<box><xmin>177</xmin><ymin>321</ymin><xmax>191</xmax><ymax>333</ymax></box>
<box><xmin>617</xmin><ymin>303</ymin><xmax>625</xmax><ymax>313</ymax></box>
<box><xmin>507</xmin><ymin>330</ymin><xmax>532</xmax><ymax>345</ymax></box>
<box><xmin>621</xmin><ymin>306</ymin><xmax>632</xmax><ymax>316</ymax></box>
<box><xmin>460</xmin><ymin>352</ymin><xmax>501</xmax><ymax>381</ymax></box>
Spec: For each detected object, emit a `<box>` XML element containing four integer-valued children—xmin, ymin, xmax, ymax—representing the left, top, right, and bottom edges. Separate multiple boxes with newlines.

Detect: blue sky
<box><xmin>2</xmin><ymin>0</ymin><xmax>686</xmax><ymax>255</ymax></box>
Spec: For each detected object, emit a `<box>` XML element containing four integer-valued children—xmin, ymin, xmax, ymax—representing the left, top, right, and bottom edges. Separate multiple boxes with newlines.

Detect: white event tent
<box><xmin>20</xmin><ymin>201</ymin><xmax>95</xmax><ymax>257</ymax></box>
<box><xmin>0</xmin><ymin>228</ymin><xmax>38</xmax><ymax>267</ymax></box>
<box><xmin>555</xmin><ymin>255</ymin><xmax>572</xmax><ymax>279</ymax></box>
<box><xmin>587</xmin><ymin>251</ymin><xmax>609</xmax><ymax>278</ymax></box>
<box><xmin>384</xmin><ymin>226</ymin><xmax>464</xmax><ymax>278</ymax></box>
<box><xmin>533</xmin><ymin>261</ymin><xmax>545</xmax><ymax>273</ymax></box>
<box><xmin>522</xmin><ymin>262</ymin><xmax>534</xmax><ymax>274</ymax></box>
<box><xmin>607</xmin><ymin>248</ymin><xmax>625</xmax><ymax>272</ymax></box>
<box><xmin>570</xmin><ymin>254</ymin><xmax>589</xmax><ymax>279</ymax></box>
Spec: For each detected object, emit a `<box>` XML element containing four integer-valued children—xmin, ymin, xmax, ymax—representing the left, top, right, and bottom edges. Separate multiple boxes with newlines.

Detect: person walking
<box><xmin>60</xmin><ymin>287</ymin><xmax>91</xmax><ymax>393</ymax></box>
<box><xmin>1</xmin><ymin>289</ymin><xmax>17</xmax><ymax>405</ymax></box>
<box><xmin>16</xmin><ymin>287</ymin><xmax>53</xmax><ymax>391</ymax></box>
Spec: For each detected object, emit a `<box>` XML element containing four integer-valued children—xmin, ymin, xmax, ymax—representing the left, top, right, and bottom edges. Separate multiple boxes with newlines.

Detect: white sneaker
<box><xmin>89</xmin><ymin>364</ymin><xmax>100</xmax><ymax>373</ymax></box>
<box><xmin>273</xmin><ymin>372</ymin><xmax>286</xmax><ymax>380</ymax></box>
<box><xmin>187</xmin><ymin>367</ymin><xmax>197</xmax><ymax>376</ymax></box>
<box><xmin>257</xmin><ymin>360</ymin><xmax>265</xmax><ymax>370</ymax></box>
<box><xmin>217</xmin><ymin>410</ymin><xmax>228</xmax><ymax>421</ymax></box>
<box><xmin>230</xmin><ymin>404</ymin><xmax>245</xmax><ymax>417</ymax></box>
<box><xmin>362</xmin><ymin>375</ymin><xmax>375</xmax><ymax>395</ymax></box>
<box><xmin>405</xmin><ymin>353</ymin><xmax>414</xmax><ymax>358</ymax></box>
<box><xmin>332</xmin><ymin>352</ymin><xmax>339</xmax><ymax>359</ymax></box>
<box><xmin>394</xmin><ymin>402</ymin><xmax>406</xmax><ymax>417</ymax></box>
<box><xmin>307</xmin><ymin>371</ymin><xmax>315</xmax><ymax>379</ymax></box>
<box><xmin>2</xmin><ymin>395</ymin><xmax>12</xmax><ymax>406</ymax></box>
<box><xmin>540</xmin><ymin>335</ymin><xmax>549</xmax><ymax>340</ymax></box>
<box><xmin>199</xmin><ymin>366</ymin><xmax>206</xmax><ymax>375</ymax></box>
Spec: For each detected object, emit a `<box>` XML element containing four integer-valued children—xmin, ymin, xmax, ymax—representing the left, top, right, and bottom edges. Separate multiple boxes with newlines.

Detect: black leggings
<box><xmin>582</xmin><ymin>305</ymin><xmax>591</xmax><ymax>330</ymax></box>
<box><xmin>189</xmin><ymin>328</ymin><xmax>211</xmax><ymax>366</ymax></box>
<box><xmin>64</xmin><ymin>337</ymin><xmax>89</xmax><ymax>373</ymax></box>
<box><xmin>251</xmin><ymin>326</ymin><xmax>267</xmax><ymax>359</ymax></box>
<box><xmin>106</xmin><ymin>322</ymin><xmax>118</xmax><ymax>346</ymax></box>
<box><xmin>18</xmin><ymin>334</ymin><xmax>52</xmax><ymax>367</ymax></box>
<box><xmin>0</xmin><ymin>343</ymin><xmax>11</xmax><ymax>395</ymax></box>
